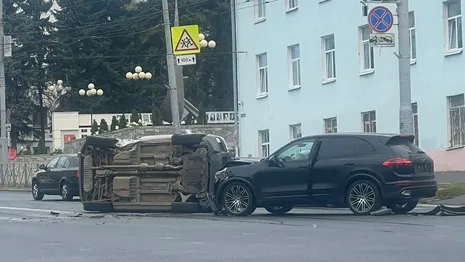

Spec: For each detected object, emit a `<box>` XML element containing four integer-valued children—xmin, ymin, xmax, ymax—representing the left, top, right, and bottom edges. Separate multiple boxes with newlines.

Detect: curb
<box><xmin>0</xmin><ymin>188</ymin><xmax>31</xmax><ymax>192</ymax></box>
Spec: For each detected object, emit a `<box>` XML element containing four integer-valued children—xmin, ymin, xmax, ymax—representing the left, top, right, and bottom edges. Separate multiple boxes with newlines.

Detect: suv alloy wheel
<box><xmin>222</xmin><ymin>182</ymin><xmax>256</xmax><ymax>216</ymax></box>
<box><xmin>346</xmin><ymin>180</ymin><xmax>382</xmax><ymax>215</ymax></box>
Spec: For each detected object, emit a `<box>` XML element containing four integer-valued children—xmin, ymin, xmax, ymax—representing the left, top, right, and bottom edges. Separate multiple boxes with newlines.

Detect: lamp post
<box><xmin>198</xmin><ymin>33</ymin><xmax>216</xmax><ymax>50</ymax></box>
<box><xmin>78</xmin><ymin>83</ymin><xmax>103</xmax><ymax>124</ymax></box>
<box><xmin>48</xmin><ymin>79</ymin><xmax>72</xmax><ymax>93</ymax></box>
<box><xmin>125</xmin><ymin>65</ymin><xmax>153</xmax><ymax>81</ymax></box>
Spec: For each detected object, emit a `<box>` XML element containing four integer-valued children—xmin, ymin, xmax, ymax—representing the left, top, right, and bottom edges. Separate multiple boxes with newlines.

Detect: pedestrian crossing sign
<box><xmin>171</xmin><ymin>25</ymin><xmax>200</xmax><ymax>55</ymax></box>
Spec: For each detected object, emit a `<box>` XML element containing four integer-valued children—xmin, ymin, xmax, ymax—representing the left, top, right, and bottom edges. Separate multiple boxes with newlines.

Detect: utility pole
<box><xmin>173</xmin><ymin>0</ymin><xmax>185</xmax><ymax>121</ymax></box>
<box><xmin>230</xmin><ymin>0</ymin><xmax>240</xmax><ymax>157</ymax></box>
<box><xmin>0</xmin><ymin>0</ymin><xmax>8</xmax><ymax>173</ymax></box>
<box><xmin>397</xmin><ymin>0</ymin><xmax>413</xmax><ymax>135</ymax></box>
<box><xmin>161</xmin><ymin>0</ymin><xmax>181</xmax><ymax>133</ymax></box>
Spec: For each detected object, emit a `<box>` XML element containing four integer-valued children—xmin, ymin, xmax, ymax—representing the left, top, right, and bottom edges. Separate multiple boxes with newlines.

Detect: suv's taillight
<box><xmin>382</xmin><ymin>158</ymin><xmax>412</xmax><ymax>167</ymax></box>
<box><xmin>76</xmin><ymin>169</ymin><xmax>80</xmax><ymax>178</ymax></box>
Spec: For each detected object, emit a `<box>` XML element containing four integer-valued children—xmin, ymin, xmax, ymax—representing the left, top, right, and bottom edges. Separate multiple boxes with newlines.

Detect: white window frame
<box><xmin>412</xmin><ymin>102</ymin><xmax>419</xmax><ymax>146</ymax></box>
<box><xmin>324</xmin><ymin>117</ymin><xmax>337</xmax><ymax>133</ymax></box>
<box><xmin>286</xmin><ymin>0</ymin><xmax>298</xmax><ymax>11</ymax></box>
<box><xmin>361</xmin><ymin>111</ymin><xmax>376</xmax><ymax>133</ymax></box>
<box><xmin>289</xmin><ymin>123</ymin><xmax>302</xmax><ymax>140</ymax></box>
<box><xmin>409</xmin><ymin>11</ymin><xmax>417</xmax><ymax>62</ymax></box>
<box><xmin>359</xmin><ymin>25</ymin><xmax>374</xmax><ymax>72</ymax></box>
<box><xmin>288</xmin><ymin>44</ymin><xmax>301</xmax><ymax>89</ymax></box>
<box><xmin>447</xmin><ymin>94</ymin><xmax>465</xmax><ymax>148</ymax></box>
<box><xmin>255</xmin><ymin>0</ymin><xmax>266</xmax><ymax>20</ymax></box>
<box><xmin>322</xmin><ymin>34</ymin><xmax>336</xmax><ymax>81</ymax></box>
<box><xmin>258</xmin><ymin>129</ymin><xmax>270</xmax><ymax>157</ymax></box>
<box><xmin>444</xmin><ymin>0</ymin><xmax>463</xmax><ymax>53</ymax></box>
<box><xmin>257</xmin><ymin>53</ymin><xmax>268</xmax><ymax>95</ymax></box>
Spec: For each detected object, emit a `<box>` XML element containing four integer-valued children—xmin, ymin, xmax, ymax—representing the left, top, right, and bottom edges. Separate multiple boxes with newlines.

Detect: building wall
<box><xmin>235</xmin><ymin>0</ymin><xmax>465</xmax><ymax>170</ymax></box>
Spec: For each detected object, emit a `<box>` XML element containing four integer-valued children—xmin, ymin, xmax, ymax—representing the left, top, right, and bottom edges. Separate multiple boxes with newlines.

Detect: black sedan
<box><xmin>31</xmin><ymin>154</ymin><xmax>80</xmax><ymax>201</ymax></box>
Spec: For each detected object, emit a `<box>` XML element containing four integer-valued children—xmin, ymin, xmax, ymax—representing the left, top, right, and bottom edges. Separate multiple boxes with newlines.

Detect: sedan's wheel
<box><xmin>60</xmin><ymin>182</ymin><xmax>73</xmax><ymax>201</ymax></box>
<box><xmin>32</xmin><ymin>182</ymin><xmax>44</xmax><ymax>201</ymax></box>
<box><xmin>264</xmin><ymin>205</ymin><xmax>294</xmax><ymax>216</ymax></box>
<box><xmin>389</xmin><ymin>200</ymin><xmax>418</xmax><ymax>214</ymax></box>
<box><xmin>347</xmin><ymin>180</ymin><xmax>382</xmax><ymax>215</ymax></box>
<box><xmin>222</xmin><ymin>182</ymin><xmax>256</xmax><ymax>216</ymax></box>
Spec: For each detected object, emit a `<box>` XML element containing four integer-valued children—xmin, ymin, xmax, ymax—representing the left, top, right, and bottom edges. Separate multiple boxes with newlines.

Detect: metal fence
<box><xmin>0</xmin><ymin>163</ymin><xmax>39</xmax><ymax>188</ymax></box>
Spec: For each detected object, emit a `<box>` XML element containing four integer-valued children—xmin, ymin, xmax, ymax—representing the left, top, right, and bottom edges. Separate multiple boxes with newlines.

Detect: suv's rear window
<box><xmin>385</xmin><ymin>136</ymin><xmax>424</xmax><ymax>154</ymax></box>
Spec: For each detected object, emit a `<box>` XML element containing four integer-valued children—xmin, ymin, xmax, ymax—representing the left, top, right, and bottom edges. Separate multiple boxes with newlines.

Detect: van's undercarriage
<box><xmin>79</xmin><ymin>134</ymin><xmax>230</xmax><ymax>213</ymax></box>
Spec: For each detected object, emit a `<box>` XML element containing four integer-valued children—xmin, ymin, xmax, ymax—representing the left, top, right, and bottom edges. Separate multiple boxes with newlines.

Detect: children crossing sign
<box><xmin>171</xmin><ymin>25</ymin><xmax>200</xmax><ymax>55</ymax></box>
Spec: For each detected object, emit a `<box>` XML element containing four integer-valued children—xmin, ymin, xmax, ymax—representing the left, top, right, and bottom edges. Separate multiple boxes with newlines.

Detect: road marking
<box><xmin>0</xmin><ymin>206</ymin><xmax>78</xmax><ymax>215</ymax></box>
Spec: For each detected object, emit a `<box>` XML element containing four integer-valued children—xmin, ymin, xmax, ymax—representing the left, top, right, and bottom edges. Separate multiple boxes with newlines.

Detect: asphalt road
<box><xmin>0</xmin><ymin>192</ymin><xmax>464</xmax><ymax>262</ymax></box>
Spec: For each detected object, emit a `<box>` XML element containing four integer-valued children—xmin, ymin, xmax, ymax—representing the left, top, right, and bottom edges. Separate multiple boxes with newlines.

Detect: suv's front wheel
<box><xmin>222</xmin><ymin>182</ymin><xmax>256</xmax><ymax>216</ymax></box>
<box><xmin>347</xmin><ymin>180</ymin><xmax>382</xmax><ymax>215</ymax></box>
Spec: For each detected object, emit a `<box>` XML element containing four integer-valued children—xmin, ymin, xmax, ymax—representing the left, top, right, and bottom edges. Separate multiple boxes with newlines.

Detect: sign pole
<box><xmin>397</xmin><ymin>0</ymin><xmax>413</xmax><ymax>135</ymax></box>
<box><xmin>161</xmin><ymin>0</ymin><xmax>181</xmax><ymax>134</ymax></box>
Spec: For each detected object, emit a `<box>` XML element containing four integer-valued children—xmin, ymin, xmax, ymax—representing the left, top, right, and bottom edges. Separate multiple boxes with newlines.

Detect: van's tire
<box><xmin>346</xmin><ymin>180</ymin><xmax>382</xmax><ymax>215</ymax></box>
<box><xmin>83</xmin><ymin>202</ymin><xmax>114</xmax><ymax>212</ymax></box>
<box><xmin>171</xmin><ymin>202</ymin><xmax>201</xmax><ymax>213</ymax></box>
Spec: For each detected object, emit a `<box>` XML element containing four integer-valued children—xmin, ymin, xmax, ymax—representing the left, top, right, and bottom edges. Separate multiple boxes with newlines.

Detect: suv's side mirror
<box><xmin>268</xmin><ymin>155</ymin><xmax>280</xmax><ymax>167</ymax></box>
<box><xmin>39</xmin><ymin>164</ymin><xmax>46</xmax><ymax>170</ymax></box>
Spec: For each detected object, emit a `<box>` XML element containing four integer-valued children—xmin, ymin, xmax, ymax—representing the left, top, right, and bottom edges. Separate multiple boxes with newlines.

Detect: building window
<box><xmin>362</xmin><ymin>111</ymin><xmax>376</xmax><ymax>133</ymax></box>
<box><xmin>288</xmin><ymin>44</ymin><xmax>301</xmax><ymax>88</ymax></box>
<box><xmin>256</xmin><ymin>0</ymin><xmax>266</xmax><ymax>20</ymax></box>
<box><xmin>289</xmin><ymin>123</ymin><xmax>302</xmax><ymax>140</ymax></box>
<box><xmin>258</xmin><ymin>129</ymin><xmax>270</xmax><ymax>157</ymax></box>
<box><xmin>324</xmin><ymin>117</ymin><xmax>337</xmax><ymax>133</ymax></box>
<box><xmin>322</xmin><ymin>34</ymin><xmax>336</xmax><ymax>80</ymax></box>
<box><xmin>412</xmin><ymin>102</ymin><xmax>419</xmax><ymax>146</ymax></box>
<box><xmin>409</xmin><ymin>11</ymin><xmax>417</xmax><ymax>61</ymax></box>
<box><xmin>257</xmin><ymin>53</ymin><xmax>268</xmax><ymax>94</ymax></box>
<box><xmin>286</xmin><ymin>0</ymin><xmax>298</xmax><ymax>10</ymax></box>
<box><xmin>445</xmin><ymin>0</ymin><xmax>463</xmax><ymax>52</ymax></box>
<box><xmin>360</xmin><ymin>25</ymin><xmax>374</xmax><ymax>71</ymax></box>
<box><xmin>448</xmin><ymin>94</ymin><xmax>465</xmax><ymax>147</ymax></box>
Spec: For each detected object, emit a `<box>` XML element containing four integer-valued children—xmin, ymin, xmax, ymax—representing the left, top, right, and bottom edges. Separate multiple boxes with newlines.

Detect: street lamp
<box><xmin>48</xmin><ymin>79</ymin><xmax>72</xmax><ymax>93</ymax></box>
<box><xmin>78</xmin><ymin>83</ymin><xmax>104</xmax><ymax>124</ymax></box>
<box><xmin>198</xmin><ymin>33</ymin><xmax>216</xmax><ymax>49</ymax></box>
<box><xmin>125</xmin><ymin>66</ymin><xmax>153</xmax><ymax>81</ymax></box>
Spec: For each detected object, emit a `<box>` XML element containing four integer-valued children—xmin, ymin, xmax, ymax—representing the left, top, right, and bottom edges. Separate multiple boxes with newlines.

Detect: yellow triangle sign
<box><xmin>175</xmin><ymin>29</ymin><xmax>199</xmax><ymax>52</ymax></box>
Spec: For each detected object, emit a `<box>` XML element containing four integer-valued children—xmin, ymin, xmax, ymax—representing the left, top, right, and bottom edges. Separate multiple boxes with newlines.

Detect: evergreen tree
<box><xmin>110</xmin><ymin>116</ymin><xmax>118</xmax><ymax>131</ymax></box>
<box><xmin>130</xmin><ymin>109</ymin><xmax>139</xmax><ymax>123</ymax></box>
<box><xmin>119</xmin><ymin>115</ymin><xmax>128</xmax><ymax>129</ymax></box>
<box><xmin>99</xmin><ymin>119</ymin><xmax>109</xmax><ymax>133</ymax></box>
<box><xmin>91</xmin><ymin>120</ymin><xmax>99</xmax><ymax>135</ymax></box>
<box><xmin>151</xmin><ymin>107</ymin><xmax>163</xmax><ymax>126</ymax></box>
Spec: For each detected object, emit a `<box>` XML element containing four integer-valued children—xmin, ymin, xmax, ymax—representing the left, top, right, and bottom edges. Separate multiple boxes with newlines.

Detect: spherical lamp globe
<box><xmin>208</xmin><ymin>40</ymin><xmax>216</xmax><ymax>49</ymax></box>
<box><xmin>79</xmin><ymin>89</ymin><xmax>86</xmax><ymax>96</ymax></box>
<box><xmin>200</xmin><ymin>40</ymin><xmax>208</xmax><ymax>48</ymax></box>
<box><xmin>57</xmin><ymin>80</ymin><xmax>63</xmax><ymax>85</ymax></box>
<box><xmin>88</xmin><ymin>83</ymin><xmax>95</xmax><ymax>90</ymax></box>
<box><xmin>96</xmin><ymin>89</ymin><xmax>103</xmax><ymax>96</ymax></box>
<box><xmin>126</xmin><ymin>72</ymin><xmax>133</xmax><ymax>79</ymax></box>
<box><xmin>135</xmin><ymin>66</ymin><xmax>142</xmax><ymax>73</ymax></box>
<box><xmin>145</xmin><ymin>72</ymin><xmax>152</xmax><ymax>79</ymax></box>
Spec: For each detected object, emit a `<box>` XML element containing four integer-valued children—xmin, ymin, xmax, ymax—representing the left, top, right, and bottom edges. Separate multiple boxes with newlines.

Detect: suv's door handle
<box><xmin>344</xmin><ymin>163</ymin><xmax>355</xmax><ymax>166</ymax></box>
<box><xmin>298</xmin><ymin>166</ymin><xmax>308</xmax><ymax>169</ymax></box>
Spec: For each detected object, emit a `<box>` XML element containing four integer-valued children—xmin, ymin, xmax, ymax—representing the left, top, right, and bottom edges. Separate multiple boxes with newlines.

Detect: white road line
<box><xmin>0</xmin><ymin>206</ymin><xmax>78</xmax><ymax>215</ymax></box>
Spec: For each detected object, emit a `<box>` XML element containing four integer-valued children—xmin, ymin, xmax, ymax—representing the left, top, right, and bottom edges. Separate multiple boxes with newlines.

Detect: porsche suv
<box><xmin>213</xmin><ymin>133</ymin><xmax>438</xmax><ymax>216</ymax></box>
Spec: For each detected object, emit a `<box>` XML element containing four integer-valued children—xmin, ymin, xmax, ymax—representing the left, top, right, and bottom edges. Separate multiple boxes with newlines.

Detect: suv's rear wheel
<box><xmin>389</xmin><ymin>200</ymin><xmax>418</xmax><ymax>214</ymax></box>
<box><xmin>347</xmin><ymin>180</ymin><xmax>382</xmax><ymax>215</ymax></box>
<box><xmin>222</xmin><ymin>182</ymin><xmax>256</xmax><ymax>216</ymax></box>
<box><xmin>264</xmin><ymin>205</ymin><xmax>294</xmax><ymax>216</ymax></box>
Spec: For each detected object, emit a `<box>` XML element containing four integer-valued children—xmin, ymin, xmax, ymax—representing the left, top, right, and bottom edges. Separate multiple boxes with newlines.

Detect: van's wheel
<box><xmin>389</xmin><ymin>200</ymin><xmax>418</xmax><ymax>214</ymax></box>
<box><xmin>222</xmin><ymin>182</ymin><xmax>256</xmax><ymax>216</ymax></box>
<box><xmin>32</xmin><ymin>181</ymin><xmax>44</xmax><ymax>200</ymax></box>
<box><xmin>60</xmin><ymin>182</ymin><xmax>73</xmax><ymax>201</ymax></box>
<box><xmin>346</xmin><ymin>180</ymin><xmax>382</xmax><ymax>215</ymax></box>
<box><xmin>264</xmin><ymin>205</ymin><xmax>294</xmax><ymax>216</ymax></box>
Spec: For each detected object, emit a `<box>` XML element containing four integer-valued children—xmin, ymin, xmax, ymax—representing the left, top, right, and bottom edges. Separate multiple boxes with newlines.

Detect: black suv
<box><xmin>214</xmin><ymin>133</ymin><xmax>437</xmax><ymax>216</ymax></box>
